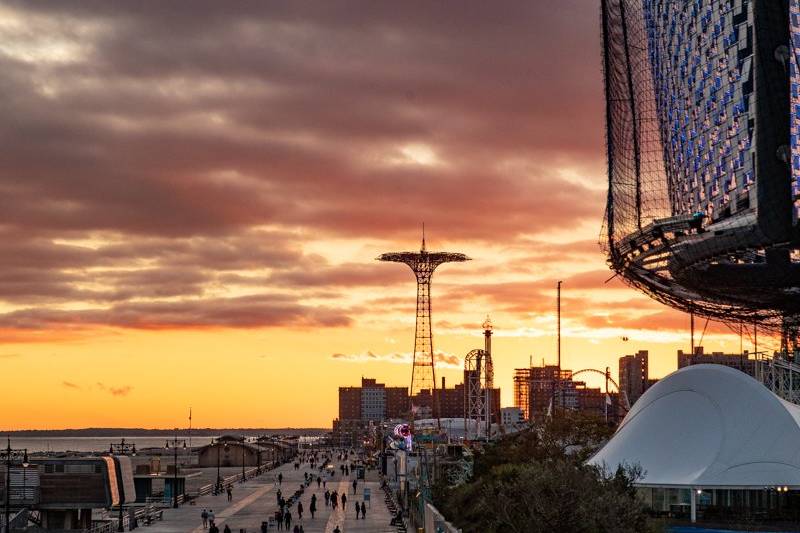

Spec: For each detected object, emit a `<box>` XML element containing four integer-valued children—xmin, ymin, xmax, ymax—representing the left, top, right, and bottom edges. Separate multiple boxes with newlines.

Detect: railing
<box><xmin>83</xmin><ymin>460</ymin><xmax>283</xmax><ymax>532</ymax></box>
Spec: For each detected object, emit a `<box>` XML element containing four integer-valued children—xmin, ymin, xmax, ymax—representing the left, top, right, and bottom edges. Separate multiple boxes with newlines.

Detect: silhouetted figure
<box><xmin>341</xmin><ymin>493</ymin><xmax>347</xmax><ymax>510</ymax></box>
<box><xmin>360</xmin><ymin>501</ymin><xmax>366</xmax><ymax>519</ymax></box>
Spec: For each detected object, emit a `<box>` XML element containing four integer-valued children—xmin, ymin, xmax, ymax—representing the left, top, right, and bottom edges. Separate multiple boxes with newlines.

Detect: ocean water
<box><xmin>7</xmin><ymin>433</ymin><xmax>323</xmax><ymax>453</ymax></box>
<box><xmin>7</xmin><ymin>436</ymin><xmax>218</xmax><ymax>453</ymax></box>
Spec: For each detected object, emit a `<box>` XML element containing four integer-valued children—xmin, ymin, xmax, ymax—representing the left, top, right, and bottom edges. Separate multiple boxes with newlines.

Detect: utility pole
<box><xmin>557</xmin><ymin>281</ymin><xmax>563</xmax><ymax>413</ymax></box>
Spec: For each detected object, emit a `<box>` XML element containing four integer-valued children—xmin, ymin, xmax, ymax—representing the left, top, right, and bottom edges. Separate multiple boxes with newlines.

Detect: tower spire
<box><xmin>421</xmin><ymin>222</ymin><xmax>426</xmax><ymax>252</ymax></box>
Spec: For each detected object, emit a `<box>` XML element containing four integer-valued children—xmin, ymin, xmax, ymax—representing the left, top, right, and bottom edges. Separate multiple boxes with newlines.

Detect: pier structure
<box><xmin>378</xmin><ymin>231</ymin><xmax>469</xmax><ymax>424</ymax></box>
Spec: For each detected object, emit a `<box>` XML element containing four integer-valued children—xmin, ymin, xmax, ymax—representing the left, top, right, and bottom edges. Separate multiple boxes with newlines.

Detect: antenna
<box><xmin>421</xmin><ymin>222</ymin><xmax>426</xmax><ymax>252</ymax></box>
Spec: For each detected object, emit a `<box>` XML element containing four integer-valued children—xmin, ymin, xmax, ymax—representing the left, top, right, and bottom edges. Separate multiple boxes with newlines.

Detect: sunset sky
<box><xmin>0</xmin><ymin>1</ymin><xmax>774</xmax><ymax>430</ymax></box>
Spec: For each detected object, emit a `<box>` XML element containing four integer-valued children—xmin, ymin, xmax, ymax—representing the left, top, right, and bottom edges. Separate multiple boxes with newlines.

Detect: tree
<box><xmin>435</xmin><ymin>412</ymin><xmax>655</xmax><ymax>532</ymax></box>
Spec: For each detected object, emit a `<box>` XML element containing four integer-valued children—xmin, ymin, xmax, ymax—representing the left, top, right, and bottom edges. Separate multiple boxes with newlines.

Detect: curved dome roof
<box><xmin>589</xmin><ymin>364</ymin><xmax>800</xmax><ymax>488</ymax></box>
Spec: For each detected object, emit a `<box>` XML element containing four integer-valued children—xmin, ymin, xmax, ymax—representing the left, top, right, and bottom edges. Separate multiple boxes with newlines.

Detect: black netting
<box><xmin>601</xmin><ymin>0</ymin><xmax>800</xmax><ymax>335</ymax></box>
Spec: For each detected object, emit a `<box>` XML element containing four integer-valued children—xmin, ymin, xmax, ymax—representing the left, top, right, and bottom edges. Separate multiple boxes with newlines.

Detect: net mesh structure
<box><xmin>601</xmin><ymin>0</ymin><xmax>800</xmax><ymax>335</ymax></box>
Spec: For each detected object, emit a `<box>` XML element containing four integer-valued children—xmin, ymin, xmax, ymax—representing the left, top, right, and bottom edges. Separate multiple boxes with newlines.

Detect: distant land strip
<box><xmin>0</xmin><ymin>428</ymin><xmax>328</xmax><ymax>437</ymax></box>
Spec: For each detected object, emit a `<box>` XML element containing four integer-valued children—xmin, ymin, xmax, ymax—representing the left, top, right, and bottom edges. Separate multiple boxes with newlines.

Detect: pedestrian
<box><xmin>297</xmin><ymin>501</ymin><xmax>303</xmax><ymax>520</ymax></box>
<box><xmin>275</xmin><ymin>510</ymin><xmax>283</xmax><ymax>530</ymax></box>
<box><xmin>276</xmin><ymin>489</ymin><xmax>282</xmax><ymax>504</ymax></box>
<box><xmin>226</xmin><ymin>485</ymin><xmax>233</xmax><ymax>502</ymax></box>
<box><xmin>333</xmin><ymin>526</ymin><xmax>340</xmax><ymax>533</ymax></box>
<box><xmin>201</xmin><ymin>509</ymin><xmax>209</xmax><ymax>529</ymax></box>
<box><xmin>299</xmin><ymin>526</ymin><xmax>304</xmax><ymax>533</ymax></box>
<box><xmin>323</xmin><ymin>479</ymin><xmax>327</xmax><ymax>488</ymax></box>
<box><xmin>360</xmin><ymin>501</ymin><xmax>366</xmax><ymax>519</ymax></box>
<box><xmin>209</xmin><ymin>525</ymin><xmax>219</xmax><ymax>533</ymax></box>
<box><xmin>284</xmin><ymin>510</ymin><xmax>292</xmax><ymax>530</ymax></box>
<box><xmin>341</xmin><ymin>493</ymin><xmax>347</xmax><ymax>510</ymax></box>
<box><xmin>355</xmin><ymin>501</ymin><xmax>361</xmax><ymax>519</ymax></box>
<box><xmin>324</xmin><ymin>490</ymin><xmax>330</xmax><ymax>507</ymax></box>
<box><xmin>310</xmin><ymin>496</ymin><xmax>317</xmax><ymax>518</ymax></box>
<box><xmin>317</xmin><ymin>476</ymin><xmax>321</xmax><ymax>488</ymax></box>
<box><xmin>293</xmin><ymin>526</ymin><xmax>300</xmax><ymax>533</ymax></box>
<box><xmin>223</xmin><ymin>525</ymin><xmax>231</xmax><ymax>533</ymax></box>
<box><xmin>352</xmin><ymin>479</ymin><xmax>357</xmax><ymax>494</ymax></box>
<box><xmin>331</xmin><ymin>491</ymin><xmax>338</xmax><ymax>509</ymax></box>
<box><xmin>209</xmin><ymin>510</ymin><xmax>216</xmax><ymax>528</ymax></box>
<box><xmin>278</xmin><ymin>473</ymin><xmax>283</xmax><ymax>485</ymax></box>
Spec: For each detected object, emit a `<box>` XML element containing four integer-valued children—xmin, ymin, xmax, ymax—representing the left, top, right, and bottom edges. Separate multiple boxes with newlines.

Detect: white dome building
<box><xmin>589</xmin><ymin>364</ymin><xmax>800</xmax><ymax>522</ymax></box>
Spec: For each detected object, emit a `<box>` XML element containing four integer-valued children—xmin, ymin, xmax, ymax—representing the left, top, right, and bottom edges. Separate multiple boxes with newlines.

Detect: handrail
<box><xmin>84</xmin><ymin>461</ymin><xmax>280</xmax><ymax>531</ymax></box>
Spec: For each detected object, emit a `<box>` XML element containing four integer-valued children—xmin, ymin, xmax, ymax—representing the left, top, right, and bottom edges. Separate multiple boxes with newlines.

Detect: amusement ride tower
<box><xmin>378</xmin><ymin>230</ymin><xmax>469</xmax><ymax>423</ymax></box>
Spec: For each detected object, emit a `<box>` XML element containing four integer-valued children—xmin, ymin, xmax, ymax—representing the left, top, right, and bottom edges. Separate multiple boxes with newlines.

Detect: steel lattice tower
<box><xmin>378</xmin><ymin>231</ymin><xmax>469</xmax><ymax>421</ymax></box>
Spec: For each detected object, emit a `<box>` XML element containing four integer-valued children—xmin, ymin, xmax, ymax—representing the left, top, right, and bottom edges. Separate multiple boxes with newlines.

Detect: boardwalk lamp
<box><xmin>165</xmin><ymin>432</ymin><xmax>186</xmax><ymax>509</ymax></box>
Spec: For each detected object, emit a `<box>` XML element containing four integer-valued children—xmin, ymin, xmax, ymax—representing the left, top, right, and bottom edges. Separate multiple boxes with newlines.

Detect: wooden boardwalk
<box><xmin>146</xmin><ymin>456</ymin><xmax>399</xmax><ymax>532</ymax></box>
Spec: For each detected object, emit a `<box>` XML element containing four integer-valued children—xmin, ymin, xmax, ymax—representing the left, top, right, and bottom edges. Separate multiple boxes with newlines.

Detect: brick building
<box><xmin>677</xmin><ymin>346</ymin><xmax>756</xmax><ymax>377</ymax></box>
<box><xmin>619</xmin><ymin>350</ymin><xmax>650</xmax><ymax>406</ymax></box>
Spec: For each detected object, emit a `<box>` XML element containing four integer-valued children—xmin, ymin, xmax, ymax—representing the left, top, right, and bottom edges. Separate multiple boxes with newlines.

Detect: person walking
<box><xmin>209</xmin><ymin>525</ymin><xmax>219</xmax><ymax>533</ymax></box>
<box><xmin>355</xmin><ymin>501</ymin><xmax>361</xmax><ymax>519</ymax></box>
<box><xmin>223</xmin><ymin>525</ymin><xmax>232</xmax><ymax>533</ymax></box>
<box><xmin>208</xmin><ymin>509</ymin><xmax>216</xmax><ymax>528</ymax></box>
<box><xmin>275</xmin><ymin>510</ymin><xmax>284</xmax><ymax>530</ymax></box>
<box><xmin>284</xmin><ymin>510</ymin><xmax>292</xmax><ymax>531</ymax></box>
<box><xmin>360</xmin><ymin>501</ymin><xmax>366</xmax><ymax>519</ymax></box>
<box><xmin>324</xmin><ymin>490</ymin><xmax>330</xmax><ymax>507</ymax></box>
<box><xmin>316</xmin><ymin>476</ymin><xmax>321</xmax><ymax>488</ymax></box>
<box><xmin>341</xmin><ymin>493</ymin><xmax>347</xmax><ymax>511</ymax></box>
<box><xmin>352</xmin><ymin>479</ymin><xmax>357</xmax><ymax>494</ymax></box>
<box><xmin>226</xmin><ymin>485</ymin><xmax>233</xmax><ymax>502</ymax></box>
<box><xmin>293</xmin><ymin>526</ymin><xmax>300</xmax><ymax>533</ymax></box>
<box><xmin>297</xmin><ymin>501</ymin><xmax>303</xmax><ymax>521</ymax></box>
<box><xmin>278</xmin><ymin>473</ymin><xmax>283</xmax><ymax>485</ymax></box>
<box><xmin>333</xmin><ymin>526</ymin><xmax>340</xmax><ymax>533</ymax></box>
<box><xmin>310</xmin><ymin>495</ymin><xmax>317</xmax><ymax>519</ymax></box>
<box><xmin>331</xmin><ymin>491</ymin><xmax>338</xmax><ymax>509</ymax></box>
<box><xmin>201</xmin><ymin>509</ymin><xmax>209</xmax><ymax>529</ymax></box>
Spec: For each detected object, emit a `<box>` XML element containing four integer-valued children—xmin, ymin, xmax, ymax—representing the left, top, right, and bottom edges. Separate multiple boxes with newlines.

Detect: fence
<box><xmin>85</xmin><ymin>461</ymin><xmax>277</xmax><ymax>532</ymax></box>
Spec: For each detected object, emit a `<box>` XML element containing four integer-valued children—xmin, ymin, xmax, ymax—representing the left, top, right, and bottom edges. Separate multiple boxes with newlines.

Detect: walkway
<box><xmin>147</xmin><ymin>455</ymin><xmax>397</xmax><ymax>532</ymax></box>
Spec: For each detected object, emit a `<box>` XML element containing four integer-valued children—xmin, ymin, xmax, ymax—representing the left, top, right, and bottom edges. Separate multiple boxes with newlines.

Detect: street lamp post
<box><xmin>109</xmin><ymin>439</ymin><xmax>136</xmax><ymax>532</ymax></box>
<box><xmin>214</xmin><ymin>440</ymin><xmax>229</xmax><ymax>494</ymax></box>
<box><xmin>2</xmin><ymin>438</ymin><xmax>28</xmax><ymax>533</ymax></box>
<box><xmin>241</xmin><ymin>441</ymin><xmax>246</xmax><ymax>483</ymax></box>
<box><xmin>164</xmin><ymin>431</ymin><xmax>186</xmax><ymax>509</ymax></box>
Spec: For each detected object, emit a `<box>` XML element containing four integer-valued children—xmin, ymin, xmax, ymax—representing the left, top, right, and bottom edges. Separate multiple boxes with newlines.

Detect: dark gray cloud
<box><xmin>0</xmin><ymin>1</ymin><xmax>607</xmax><ymax>332</ymax></box>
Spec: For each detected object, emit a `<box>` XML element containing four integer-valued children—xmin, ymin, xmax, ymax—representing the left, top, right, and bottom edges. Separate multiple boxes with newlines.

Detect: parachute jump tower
<box><xmin>378</xmin><ymin>230</ymin><xmax>470</xmax><ymax>424</ymax></box>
